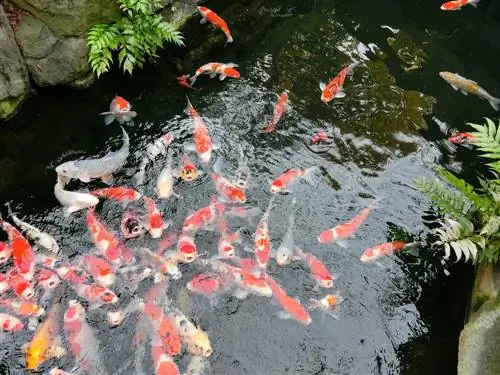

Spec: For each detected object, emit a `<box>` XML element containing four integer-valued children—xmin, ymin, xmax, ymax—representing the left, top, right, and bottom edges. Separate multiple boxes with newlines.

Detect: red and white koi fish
<box><xmin>186</xmin><ymin>273</ymin><xmax>229</xmax><ymax>303</ymax></box>
<box><xmin>177</xmin><ymin>234</ymin><xmax>198</xmax><ymax>263</ymax></box>
<box><xmin>270</xmin><ymin>166</ymin><xmax>320</xmax><ymax>194</ymax></box>
<box><xmin>120</xmin><ymin>210</ymin><xmax>145</xmax><ymax>239</ymax></box>
<box><xmin>318</xmin><ymin>205</ymin><xmax>373</xmax><ymax>245</ymax></box>
<box><xmin>360</xmin><ymin>241</ymin><xmax>408</xmax><ymax>262</ymax></box>
<box><xmin>91</xmin><ymin>186</ymin><xmax>141</xmax><ymax>202</ymax></box>
<box><xmin>7</xmin><ymin>269</ymin><xmax>35</xmax><ymax>299</ymax></box>
<box><xmin>150</xmin><ymin>342</ymin><xmax>181</xmax><ymax>375</ymax></box>
<box><xmin>82</xmin><ymin>255</ymin><xmax>115</xmax><ymax>287</ymax></box>
<box><xmin>72</xmin><ymin>282</ymin><xmax>118</xmax><ymax>307</ymax></box>
<box><xmin>189</xmin><ymin>63</ymin><xmax>240</xmax><ymax>86</ymax></box>
<box><xmin>254</xmin><ymin>199</ymin><xmax>274</xmax><ymax>269</ymax></box>
<box><xmin>448</xmin><ymin>132</ymin><xmax>476</xmax><ymax>144</ymax></box>
<box><xmin>197</xmin><ymin>6</ymin><xmax>233</xmax><ymax>44</ymax></box>
<box><xmin>263</xmin><ymin>90</ymin><xmax>289</xmax><ymax>133</ymax></box>
<box><xmin>0</xmin><ymin>242</ymin><xmax>11</xmax><ymax>264</ymax></box>
<box><xmin>0</xmin><ymin>312</ymin><xmax>24</xmax><ymax>332</ymax></box>
<box><xmin>36</xmin><ymin>269</ymin><xmax>61</xmax><ymax>304</ymax></box>
<box><xmin>144</xmin><ymin>196</ymin><xmax>168</xmax><ymax>239</ymax></box>
<box><xmin>177</xmin><ymin>75</ymin><xmax>200</xmax><ymax>91</ymax></box>
<box><xmin>295</xmin><ymin>247</ymin><xmax>334</xmax><ymax>288</ymax></box>
<box><xmin>0</xmin><ymin>217</ymin><xmax>35</xmax><ymax>280</ymax></box>
<box><xmin>138</xmin><ymin>247</ymin><xmax>182</xmax><ymax>280</ymax></box>
<box><xmin>320</xmin><ymin>62</ymin><xmax>359</xmax><ymax>103</ymax></box>
<box><xmin>440</xmin><ymin>0</ymin><xmax>479</xmax><ymax>11</ymax></box>
<box><xmin>56</xmin><ymin>264</ymin><xmax>89</xmax><ymax>284</ymax></box>
<box><xmin>264</xmin><ymin>274</ymin><xmax>312</xmax><ymax>325</ymax></box>
<box><xmin>0</xmin><ymin>299</ymin><xmax>45</xmax><ymax>317</ymax></box>
<box><xmin>309</xmin><ymin>293</ymin><xmax>343</xmax><ymax>319</ymax></box>
<box><xmin>182</xmin><ymin>198</ymin><xmax>227</xmax><ymax>234</ymax></box>
<box><xmin>211</xmin><ymin>172</ymin><xmax>247</xmax><ymax>203</ymax></box>
<box><xmin>237</xmin><ymin>257</ymin><xmax>259</xmax><ymax>272</ymax></box>
<box><xmin>99</xmin><ymin>95</ymin><xmax>137</xmax><ymax>126</ymax></box>
<box><xmin>86</xmin><ymin>208</ymin><xmax>123</xmax><ymax>264</ymax></box>
<box><xmin>185</xmin><ymin>97</ymin><xmax>215</xmax><ymax>164</ymax></box>
<box><xmin>107</xmin><ymin>299</ymin><xmax>142</xmax><ymax>327</ymax></box>
<box><xmin>217</xmin><ymin>219</ymin><xmax>240</xmax><ymax>258</ymax></box>
<box><xmin>63</xmin><ymin>300</ymin><xmax>108</xmax><ymax>375</ymax></box>
<box><xmin>133</xmin><ymin>132</ymin><xmax>175</xmax><ymax>186</ymax></box>
<box><xmin>179</xmin><ymin>155</ymin><xmax>200</xmax><ymax>182</ymax></box>
<box><xmin>311</xmin><ymin>132</ymin><xmax>332</xmax><ymax>145</ymax></box>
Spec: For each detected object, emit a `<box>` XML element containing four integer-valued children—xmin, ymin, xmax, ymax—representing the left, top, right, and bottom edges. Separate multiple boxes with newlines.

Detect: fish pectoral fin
<box><xmin>451</xmin><ymin>84</ymin><xmax>459</xmax><ymax>91</ymax></box>
<box><xmin>335</xmin><ymin>90</ymin><xmax>346</xmax><ymax>98</ymax></box>
<box><xmin>101</xmin><ymin>174</ymin><xmax>114</xmax><ymax>185</ymax></box>
<box><xmin>460</xmin><ymin>90</ymin><xmax>468</xmax><ymax>96</ymax></box>
<box><xmin>79</xmin><ymin>174</ymin><xmax>91</xmax><ymax>183</ymax></box>
<box><xmin>219</xmin><ymin>74</ymin><xmax>226</xmax><ymax>81</ymax></box>
<box><xmin>199</xmin><ymin>17</ymin><xmax>207</xmax><ymax>24</ymax></box>
<box><xmin>209</xmin><ymin>72</ymin><xmax>217</xmax><ymax>78</ymax></box>
<box><xmin>319</xmin><ymin>82</ymin><xmax>326</xmax><ymax>91</ymax></box>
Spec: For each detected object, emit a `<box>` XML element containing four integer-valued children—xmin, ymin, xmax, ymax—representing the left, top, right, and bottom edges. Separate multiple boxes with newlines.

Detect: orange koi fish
<box><xmin>320</xmin><ymin>62</ymin><xmax>359</xmax><ymax>103</ymax></box>
<box><xmin>179</xmin><ymin>155</ymin><xmax>199</xmax><ymax>181</ymax></box>
<box><xmin>360</xmin><ymin>241</ymin><xmax>408</xmax><ymax>262</ymax></box>
<box><xmin>0</xmin><ymin>299</ymin><xmax>44</xmax><ymax>317</ymax></box>
<box><xmin>296</xmin><ymin>248</ymin><xmax>334</xmax><ymax>288</ymax></box>
<box><xmin>254</xmin><ymin>199</ymin><xmax>274</xmax><ymax>269</ymax></box>
<box><xmin>211</xmin><ymin>172</ymin><xmax>247</xmax><ymax>203</ymax></box>
<box><xmin>440</xmin><ymin>0</ymin><xmax>479</xmax><ymax>11</ymax></box>
<box><xmin>144</xmin><ymin>196</ymin><xmax>167</xmax><ymax>239</ymax></box>
<box><xmin>189</xmin><ymin>63</ymin><xmax>240</xmax><ymax>85</ymax></box>
<box><xmin>270</xmin><ymin>167</ymin><xmax>320</xmax><ymax>194</ymax></box>
<box><xmin>318</xmin><ymin>205</ymin><xmax>373</xmax><ymax>245</ymax></box>
<box><xmin>309</xmin><ymin>293</ymin><xmax>343</xmax><ymax>319</ymax></box>
<box><xmin>448</xmin><ymin>132</ymin><xmax>476</xmax><ymax>144</ymax></box>
<box><xmin>217</xmin><ymin>219</ymin><xmax>240</xmax><ymax>258</ymax></box>
<box><xmin>197</xmin><ymin>6</ymin><xmax>233</xmax><ymax>44</ymax></box>
<box><xmin>86</xmin><ymin>208</ymin><xmax>123</xmax><ymax>264</ymax></box>
<box><xmin>7</xmin><ymin>269</ymin><xmax>35</xmax><ymax>299</ymax></box>
<box><xmin>0</xmin><ymin>217</ymin><xmax>35</xmax><ymax>280</ymax></box>
<box><xmin>82</xmin><ymin>255</ymin><xmax>115</xmax><ymax>287</ymax></box>
<box><xmin>182</xmin><ymin>198</ymin><xmax>227</xmax><ymax>234</ymax></box>
<box><xmin>185</xmin><ymin>97</ymin><xmax>215</xmax><ymax>164</ymax></box>
<box><xmin>177</xmin><ymin>75</ymin><xmax>200</xmax><ymax>91</ymax></box>
<box><xmin>187</xmin><ymin>273</ymin><xmax>228</xmax><ymax>303</ymax></box>
<box><xmin>72</xmin><ymin>282</ymin><xmax>118</xmax><ymax>307</ymax></box>
<box><xmin>151</xmin><ymin>343</ymin><xmax>181</xmax><ymax>375</ymax></box>
<box><xmin>91</xmin><ymin>186</ymin><xmax>141</xmax><ymax>201</ymax></box>
<box><xmin>177</xmin><ymin>234</ymin><xmax>198</xmax><ymax>263</ymax></box>
<box><xmin>99</xmin><ymin>95</ymin><xmax>137</xmax><ymax>126</ymax></box>
<box><xmin>263</xmin><ymin>90</ymin><xmax>289</xmax><ymax>133</ymax></box>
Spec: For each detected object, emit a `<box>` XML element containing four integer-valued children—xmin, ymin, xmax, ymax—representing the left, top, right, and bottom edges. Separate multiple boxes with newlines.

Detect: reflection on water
<box><xmin>2</xmin><ymin>0</ymin><xmax>498</xmax><ymax>373</ymax></box>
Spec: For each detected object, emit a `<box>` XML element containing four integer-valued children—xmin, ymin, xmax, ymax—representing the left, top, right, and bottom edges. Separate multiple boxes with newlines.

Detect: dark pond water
<box><xmin>2</xmin><ymin>0</ymin><xmax>500</xmax><ymax>374</ymax></box>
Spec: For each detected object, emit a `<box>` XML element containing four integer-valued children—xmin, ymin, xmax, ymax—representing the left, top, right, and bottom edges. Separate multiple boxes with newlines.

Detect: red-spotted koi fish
<box><xmin>91</xmin><ymin>186</ymin><xmax>141</xmax><ymax>201</ymax></box>
<box><xmin>318</xmin><ymin>205</ymin><xmax>373</xmax><ymax>245</ymax></box>
<box><xmin>133</xmin><ymin>132</ymin><xmax>175</xmax><ymax>186</ymax></box>
<box><xmin>0</xmin><ymin>312</ymin><xmax>23</xmax><ymax>332</ymax></box>
<box><xmin>254</xmin><ymin>199</ymin><xmax>274</xmax><ymax>269</ymax></box>
<box><xmin>448</xmin><ymin>132</ymin><xmax>476</xmax><ymax>144</ymax></box>
<box><xmin>179</xmin><ymin>155</ymin><xmax>200</xmax><ymax>182</ymax></box>
<box><xmin>189</xmin><ymin>63</ymin><xmax>240</xmax><ymax>86</ymax></box>
<box><xmin>0</xmin><ymin>217</ymin><xmax>35</xmax><ymax>280</ymax></box>
<box><xmin>263</xmin><ymin>90</ymin><xmax>289</xmax><ymax>133</ymax></box>
<box><xmin>295</xmin><ymin>247</ymin><xmax>334</xmax><ymax>288</ymax></box>
<box><xmin>270</xmin><ymin>167</ymin><xmax>320</xmax><ymax>194</ymax></box>
<box><xmin>360</xmin><ymin>241</ymin><xmax>409</xmax><ymax>262</ymax></box>
<box><xmin>86</xmin><ymin>208</ymin><xmax>123</xmax><ymax>264</ymax></box>
<box><xmin>309</xmin><ymin>293</ymin><xmax>343</xmax><ymax>319</ymax></box>
<box><xmin>72</xmin><ymin>282</ymin><xmax>118</xmax><ymax>308</ymax></box>
<box><xmin>144</xmin><ymin>196</ymin><xmax>167</xmax><ymax>239</ymax></box>
<box><xmin>320</xmin><ymin>62</ymin><xmax>359</xmax><ymax>103</ymax></box>
<box><xmin>7</xmin><ymin>269</ymin><xmax>35</xmax><ymax>299</ymax></box>
<box><xmin>150</xmin><ymin>342</ymin><xmax>181</xmax><ymax>375</ymax></box>
<box><xmin>63</xmin><ymin>300</ymin><xmax>108</xmax><ymax>375</ymax></box>
<box><xmin>0</xmin><ymin>299</ymin><xmax>45</xmax><ymax>317</ymax></box>
<box><xmin>185</xmin><ymin>97</ymin><xmax>215</xmax><ymax>164</ymax></box>
<box><xmin>177</xmin><ymin>75</ymin><xmax>200</xmax><ymax>91</ymax></box>
<box><xmin>211</xmin><ymin>172</ymin><xmax>247</xmax><ymax>203</ymax></box>
<box><xmin>56</xmin><ymin>264</ymin><xmax>89</xmax><ymax>284</ymax></box>
<box><xmin>440</xmin><ymin>0</ymin><xmax>479</xmax><ymax>11</ymax></box>
<box><xmin>0</xmin><ymin>242</ymin><xmax>11</xmax><ymax>264</ymax></box>
<box><xmin>197</xmin><ymin>6</ymin><xmax>233</xmax><ymax>44</ymax></box>
<box><xmin>182</xmin><ymin>198</ymin><xmax>227</xmax><ymax>234</ymax></box>
<box><xmin>82</xmin><ymin>255</ymin><xmax>115</xmax><ymax>287</ymax></box>
<box><xmin>264</xmin><ymin>273</ymin><xmax>311</xmax><ymax>325</ymax></box>
<box><xmin>120</xmin><ymin>210</ymin><xmax>145</xmax><ymax>239</ymax></box>
<box><xmin>439</xmin><ymin>71</ymin><xmax>500</xmax><ymax>111</ymax></box>
<box><xmin>177</xmin><ymin>234</ymin><xmax>198</xmax><ymax>263</ymax></box>
<box><xmin>187</xmin><ymin>273</ymin><xmax>228</xmax><ymax>304</ymax></box>
<box><xmin>99</xmin><ymin>95</ymin><xmax>137</xmax><ymax>126</ymax></box>
<box><xmin>217</xmin><ymin>219</ymin><xmax>240</xmax><ymax>258</ymax></box>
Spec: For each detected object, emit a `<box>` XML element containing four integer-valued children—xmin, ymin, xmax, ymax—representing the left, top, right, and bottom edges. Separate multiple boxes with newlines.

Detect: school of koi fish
<box><xmin>0</xmin><ymin>2</ymin><xmax>498</xmax><ymax>375</ymax></box>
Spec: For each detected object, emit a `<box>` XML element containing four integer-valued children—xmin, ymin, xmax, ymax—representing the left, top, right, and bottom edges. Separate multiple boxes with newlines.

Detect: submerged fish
<box><xmin>189</xmin><ymin>63</ymin><xmax>240</xmax><ymax>86</ymax></box>
<box><xmin>440</xmin><ymin>0</ymin><xmax>479</xmax><ymax>11</ymax></box>
<box><xmin>263</xmin><ymin>90</ymin><xmax>289</xmax><ymax>133</ymax></box>
<box><xmin>197</xmin><ymin>6</ymin><xmax>233</xmax><ymax>44</ymax></box>
<box><xmin>185</xmin><ymin>97</ymin><xmax>215</xmax><ymax>164</ymax></box>
<box><xmin>99</xmin><ymin>95</ymin><xmax>137</xmax><ymax>126</ymax></box>
<box><xmin>320</xmin><ymin>62</ymin><xmax>359</xmax><ymax>103</ymax></box>
<box><xmin>54</xmin><ymin>176</ymin><xmax>99</xmax><ymax>215</ymax></box>
<box><xmin>55</xmin><ymin>126</ymin><xmax>130</xmax><ymax>185</ymax></box>
<box><xmin>156</xmin><ymin>151</ymin><xmax>178</xmax><ymax>200</ymax></box>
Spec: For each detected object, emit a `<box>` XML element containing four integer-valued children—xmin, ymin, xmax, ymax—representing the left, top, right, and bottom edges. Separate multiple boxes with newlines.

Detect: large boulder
<box><xmin>9</xmin><ymin>0</ymin><xmax>120</xmax><ymax>37</ymax></box>
<box><xmin>0</xmin><ymin>4</ymin><xmax>29</xmax><ymax>120</ymax></box>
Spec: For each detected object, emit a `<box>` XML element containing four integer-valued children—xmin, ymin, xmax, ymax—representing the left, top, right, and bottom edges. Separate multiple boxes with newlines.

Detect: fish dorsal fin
<box><xmin>319</xmin><ymin>82</ymin><xmax>326</xmax><ymax>91</ymax></box>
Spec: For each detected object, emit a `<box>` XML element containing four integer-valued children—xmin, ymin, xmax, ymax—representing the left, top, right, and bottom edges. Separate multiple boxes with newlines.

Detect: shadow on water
<box><xmin>2</xmin><ymin>0</ymin><xmax>499</xmax><ymax>373</ymax></box>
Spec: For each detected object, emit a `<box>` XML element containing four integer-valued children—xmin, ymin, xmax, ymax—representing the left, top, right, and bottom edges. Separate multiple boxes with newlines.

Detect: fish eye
<box><xmin>48</xmin><ymin>281</ymin><xmax>55</xmax><ymax>287</ymax></box>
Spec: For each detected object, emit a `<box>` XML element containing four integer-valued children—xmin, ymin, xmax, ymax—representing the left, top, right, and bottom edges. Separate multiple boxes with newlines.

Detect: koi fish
<box><xmin>87</xmin><ymin>208</ymin><xmax>123</xmax><ymax>264</ymax></box>
<box><xmin>295</xmin><ymin>247</ymin><xmax>334</xmax><ymax>288</ymax></box>
<box><xmin>132</xmin><ymin>132</ymin><xmax>175</xmax><ymax>186</ymax></box>
<box><xmin>254</xmin><ymin>199</ymin><xmax>274</xmax><ymax>269</ymax></box>
<box><xmin>448</xmin><ymin>132</ymin><xmax>476</xmax><ymax>144</ymax></box>
<box><xmin>0</xmin><ymin>299</ymin><xmax>45</xmax><ymax>317</ymax></box>
<box><xmin>264</xmin><ymin>274</ymin><xmax>311</xmax><ymax>325</ymax></box>
<box><xmin>91</xmin><ymin>186</ymin><xmax>141</xmax><ymax>202</ymax></box>
<box><xmin>275</xmin><ymin>198</ymin><xmax>298</xmax><ymax>266</ymax></box>
<box><xmin>263</xmin><ymin>90</ymin><xmax>289</xmax><ymax>133</ymax></box>
<box><xmin>187</xmin><ymin>273</ymin><xmax>228</xmax><ymax>304</ymax></box>
<box><xmin>6</xmin><ymin>203</ymin><xmax>60</xmax><ymax>254</ymax></box>
<box><xmin>54</xmin><ymin>176</ymin><xmax>100</xmax><ymax>215</ymax></box>
<box><xmin>120</xmin><ymin>210</ymin><xmax>145</xmax><ymax>239</ymax></box>
<box><xmin>150</xmin><ymin>343</ymin><xmax>181</xmax><ymax>375</ymax></box>
<box><xmin>56</xmin><ymin>264</ymin><xmax>89</xmax><ymax>285</ymax></box>
<box><xmin>439</xmin><ymin>71</ymin><xmax>500</xmax><ymax>111</ymax></box>
<box><xmin>7</xmin><ymin>269</ymin><xmax>35</xmax><ymax>299</ymax></box>
<box><xmin>144</xmin><ymin>196</ymin><xmax>167</xmax><ymax>239</ymax></box>
<box><xmin>211</xmin><ymin>172</ymin><xmax>246</xmax><ymax>203</ymax></box>
<box><xmin>82</xmin><ymin>255</ymin><xmax>115</xmax><ymax>287</ymax></box>
<box><xmin>182</xmin><ymin>198</ymin><xmax>227</xmax><ymax>234</ymax></box>
<box><xmin>55</xmin><ymin>126</ymin><xmax>129</xmax><ymax>185</ymax></box>
<box><xmin>440</xmin><ymin>0</ymin><xmax>479</xmax><ymax>11</ymax></box>
<box><xmin>320</xmin><ymin>62</ymin><xmax>359</xmax><ymax>103</ymax></box>
<box><xmin>0</xmin><ymin>242</ymin><xmax>11</xmax><ymax>264</ymax></box>
<box><xmin>179</xmin><ymin>155</ymin><xmax>199</xmax><ymax>182</ymax></box>
<box><xmin>189</xmin><ymin>63</ymin><xmax>240</xmax><ymax>86</ymax></box>
<box><xmin>0</xmin><ymin>312</ymin><xmax>24</xmax><ymax>332</ymax></box>
<box><xmin>309</xmin><ymin>293</ymin><xmax>343</xmax><ymax>319</ymax></box>
<box><xmin>157</xmin><ymin>151</ymin><xmax>179</xmax><ymax>199</ymax></box>
<box><xmin>217</xmin><ymin>219</ymin><xmax>240</xmax><ymax>258</ymax></box>
<box><xmin>72</xmin><ymin>282</ymin><xmax>118</xmax><ymax>307</ymax></box>
<box><xmin>138</xmin><ymin>247</ymin><xmax>182</xmax><ymax>280</ymax></box>
<box><xmin>0</xmin><ymin>218</ymin><xmax>35</xmax><ymax>280</ymax></box>
<box><xmin>318</xmin><ymin>205</ymin><xmax>373</xmax><ymax>245</ymax></box>
<box><xmin>232</xmin><ymin>145</ymin><xmax>251</xmax><ymax>190</ymax></box>
<box><xmin>185</xmin><ymin>97</ymin><xmax>215</xmax><ymax>164</ymax></box>
<box><xmin>99</xmin><ymin>95</ymin><xmax>137</xmax><ymax>126</ymax></box>
<box><xmin>360</xmin><ymin>241</ymin><xmax>409</xmax><ymax>262</ymax></box>
<box><xmin>63</xmin><ymin>300</ymin><xmax>109</xmax><ymax>375</ymax></box>
<box><xmin>25</xmin><ymin>303</ymin><xmax>65</xmax><ymax>371</ymax></box>
<box><xmin>311</xmin><ymin>132</ymin><xmax>332</xmax><ymax>145</ymax></box>
<box><xmin>177</xmin><ymin>75</ymin><xmax>200</xmax><ymax>91</ymax></box>
<box><xmin>177</xmin><ymin>234</ymin><xmax>198</xmax><ymax>263</ymax></box>
<box><xmin>197</xmin><ymin>6</ymin><xmax>233</xmax><ymax>44</ymax></box>
<box><xmin>270</xmin><ymin>166</ymin><xmax>320</xmax><ymax>194</ymax></box>
<box><xmin>37</xmin><ymin>268</ymin><xmax>61</xmax><ymax>292</ymax></box>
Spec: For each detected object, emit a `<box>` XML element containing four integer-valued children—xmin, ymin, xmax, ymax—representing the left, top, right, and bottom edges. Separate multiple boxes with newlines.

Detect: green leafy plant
<box><xmin>416</xmin><ymin>118</ymin><xmax>500</xmax><ymax>264</ymax></box>
<box><xmin>87</xmin><ymin>0</ymin><xmax>184</xmax><ymax>77</ymax></box>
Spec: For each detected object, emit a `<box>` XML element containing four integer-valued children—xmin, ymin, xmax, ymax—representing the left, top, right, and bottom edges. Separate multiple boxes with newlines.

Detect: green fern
<box><xmin>87</xmin><ymin>0</ymin><xmax>184</xmax><ymax>77</ymax></box>
<box><xmin>433</xmin><ymin>219</ymin><xmax>482</xmax><ymax>263</ymax></box>
<box><xmin>468</xmin><ymin>118</ymin><xmax>500</xmax><ymax>173</ymax></box>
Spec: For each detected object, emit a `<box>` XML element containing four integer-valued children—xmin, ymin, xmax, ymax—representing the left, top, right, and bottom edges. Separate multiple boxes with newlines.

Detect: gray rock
<box><xmin>26</xmin><ymin>37</ymin><xmax>89</xmax><ymax>87</ymax></box>
<box><xmin>15</xmin><ymin>14</ymin><xmax>58</xmax><ymax>59</ymax></box>
<box><xmin>0</xmin><ymin>4</ymin><xmax>30</xmax><ymax>120</ymax></box>
<box><xmin>9</xmin><ymin>0</ymin><xmax>120</xmax><ymax>37</ymax></box>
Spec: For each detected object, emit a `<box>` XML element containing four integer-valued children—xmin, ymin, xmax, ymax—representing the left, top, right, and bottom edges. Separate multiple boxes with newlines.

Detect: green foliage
<box><xmin>87</xmin><ymin>0</ymin><xmax>184</xmax><ymax>77</ymax></box>
<box><xmin>416</xmin><ymin>118</ymin><xmax>500</xmax><ymax>264</ymax></box>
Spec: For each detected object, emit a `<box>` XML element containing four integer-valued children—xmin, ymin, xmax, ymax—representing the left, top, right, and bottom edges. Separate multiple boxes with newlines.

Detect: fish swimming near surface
<box><xmin>55</xmin><ymin>126</ymin><xmax>130</xmax><ymax>185</ymax></box>
<box><xmin>275</xmin><ymin>197</ymin><xmax>298</xmax><ymax>266</ymax></box>
<box><xmin>99</xmin><ymin>95</ymin><xmax>137</xmax><ymax>126</ymax></box>
<box><xmin>185</xmin><ymin>97</ymin><xmax>215</xmax><ymax>164</ymax></box>
<box><xmin>309</xmin><ymin>293</ymin><xmax>343</xmax><ymax>319</ymax></box>
<box><xmin>156</xmin><ymin>151</ymin><xmax>179</xmax><ymax>200</ymax></box>
<box><xmin>263</xmin><ymin>90</ymin><xmax>289</xmax><ymax>133</ymax></box>
<box><xmin>270</xmin><ymin>167</ymin><xmax>320</xmax><ymax>194</ymax></box>
<box><xmin>448</xmin><ymin>132</ymin><xmax>476</xmax><ymax>145</ymax></box>
<box><xmin>440</xmin><ymin>0</ymin><xmax>480</xmax><ymax>11</ymax></box>
<box><xmin>54</xmin><ymin>176</ymin><xmax>100</xmax><ymax>215</ymax></box>
<box><xmin>189</xmin><ymin>63</ymin><xmax>240</xmax><ymax>86</ymax></box>
<box><xmin>179</xmin><ymin>155</ymin><xmax>200</xmax><ymax>182</ymax></box>
<box><xmin>320</xmin><ymin>62</ymin><xmax>359</xmax><ymax>103</ymax></box>
<box><xmin>177</xmin><ymin>75</ymin><xmax>200</xmax><ymax>91</ymax></box>
<box><xmin>439</xmin><ymin>71</ymin><xmax>500</xmax><ymax>111</ymax></box>
<box><xmin>197</xmin><ymin>6</ymin><xmax>233</xmax><ymax>45</ymax></box>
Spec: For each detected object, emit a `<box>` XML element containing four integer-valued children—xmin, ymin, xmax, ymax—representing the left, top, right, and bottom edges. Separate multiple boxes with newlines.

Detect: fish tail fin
<box><xmin>489</xmin><ymin>97</ymin><xmax>500</xmax><ymax>111</ymax></box>
<box><xmin>347</xmin><ymin>61</ymin><xmax>360</xmax><ymax>75</ymax></box>
<box><xmin>184</xmin><ymin>95</ymin><xmax>195</xmax><ymax>115</ymax></box>
<box><xmin>4</xmin><ymin>202</ymin><xmax>13</xmax><ymax>219</ymax></box>
<box><xmin>122</xmin><ymin>111</ymin><xmax>138</xmax><ymax>122</ymax></box>
<box><xmin>302</xmin><ymin>166</ymin><xmax>322</xmax><ymax>186</ymax></box>
<box><xmin>471</xmin><ymin>0</ymin><xmax>480</xmax><ymax>7</ymax></box>
<box><xmin>120</xmin><ymin>126</ymin><xmax>130</xmax><ymax>145</ymax></box>
<box><xmin>103</xmin><ymin>114</ymin><xmax>116</xmax><ymax>126</ymax></box>
<box><xmin>189</xmin><ymin>75</ymin><xmax>198</xmax><ymax>86</ymax></box>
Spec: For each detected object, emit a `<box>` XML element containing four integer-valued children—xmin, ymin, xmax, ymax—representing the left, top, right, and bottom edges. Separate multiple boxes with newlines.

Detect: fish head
<box><xmin>438</xmin><ymin>71</ymin><xmax>454</xmax><ymax>82</ymax></box>
<box><xmin>219</xmin><ymin>242</ymin><xmax>235</xmax><ymax>258</ymax></box>
<box><xmin>64</xmin><ymin>300</ymin><xmax>85</xmax><ymax>326</ymax></box>
<box><xmin>360</xmin><ymin>249</ymin><xmax>374</xmax><ymax>262</ymax></box>
<box><xmin>96</xmin><ymin>272</ymin><xmax>115</xmax><ymax>288</ymax></box>
<box><xmin>26</xmin><ymin>343</ymin><xmax>46</xmax><ymax>370</ymax></box>
<box><xmin>99</xmin><ymin>289</ymin><xmax>118</xmax><ymax>304</ymax></box>
<box><xmin>224</xmin><ymin>67</ymin><xmax>240</xmax><ymax>79</ymax></box>
<box><xmin>189</xmin><ymin>330</ymin><xmax>213</xmax><ymax>357</ymax></box>
<box><xmin>228</xmin><ymin>187</ymin><xmax>246</xmax><ymax>203</ymax></box>
<box><xmin>38</xmin><ymin>269</ymin><xmax>60</xmax><ymax>290</ymax></box>
<box><xmin>107</xmin><ymin>310</ymin><xmax>125</xmax><ymax>326</ymax></box>
<box><xmin>319</xmin><ymin>278</ymin><xmax>334</xmax><ymax>288</ymax></box>
<box><xmin>55</xmin><ymin>161</ymin><xmax>79</xmax><ymax>179</ymax></box>
<box><xmin>321</xmin><ymin>91</ymin><xmax>333</xmax><ymax>103</ymax></box>
<box><xmin>276</xmin><ymin>248</ymin><xmax>291</xmax><ymax>266</ymax></box>
<box><xmin>197</xmin><ymin>6</ymin><xmax>209</xmax><ymax>15</ymax></box>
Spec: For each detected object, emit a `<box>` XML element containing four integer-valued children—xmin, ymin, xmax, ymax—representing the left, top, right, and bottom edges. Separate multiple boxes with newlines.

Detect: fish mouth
<box><xmin>202</xmin><ymin>348</ymin><xmax>213</xmax><ymax>357</ymax></box>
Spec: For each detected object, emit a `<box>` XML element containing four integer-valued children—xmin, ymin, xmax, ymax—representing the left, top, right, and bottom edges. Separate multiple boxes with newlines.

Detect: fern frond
<box><xmin>433</xmin><ymin>219</ymin><xmax>481</xmax><ymax>263</ymax></box>
<box><xmin>469</xmin><ymin>118</ymin><xmax>500</xmax><ymax>172</ymax></box>
<box><xmin>415</xmin><ymin>178</ymin><xmax>472</xmax><ymax>218</ymax></box>
<box><xmin>480</xmin><ymin>216</ymin><xmax>500</xmax><ymax>236</ymax></box>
